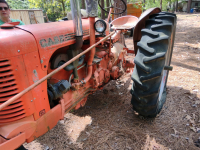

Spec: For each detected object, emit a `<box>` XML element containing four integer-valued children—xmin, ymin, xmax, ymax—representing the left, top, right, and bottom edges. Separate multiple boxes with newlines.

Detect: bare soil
<box><xmin>24</xmin><ymin>13</ymin><xmax>200</xmax><ymax>150</ymax></box>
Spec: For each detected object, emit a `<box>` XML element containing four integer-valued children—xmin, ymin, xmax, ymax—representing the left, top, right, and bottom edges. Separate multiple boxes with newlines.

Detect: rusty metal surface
<box><xmin>0</xmin><ymin>28</ymin><xmax>37</xmax><ymax>59</ymax></box>
<box><xmin>110</xmin><ymin>66</ymin><xmax>120</xmax><ymax>79</ymax></box>
<box><xmin>0</xmin><ymin>31</ymin><xmax>115</xmax><ymax>112</ymax></box>
<box><xmin>111</xmin><ymin>42</ymin><xmax>124</xmax><ymax>65</ymax></box>
<box><xmin>16</xmin><ymin>19</ymin><xmax>90</xmax><ymax>71</ymax></box>
<box><xmin>0</xmin><ymin>56</ymin><xmax>35</xmax><ymax>124</ymax></box>
<box><xmin>0</xmin><ymin>51</ymin><xmax>50</xmax><ymax>124</ymax></box>
<box><xmin>133</xmin><ymin>7</ymin><xmax>161</xmax><ymax>54</ymax></box>
<box><xmin>0</xmin><ymin>9</ymin><xmax>136</xmax><ymax>149</ymax></box>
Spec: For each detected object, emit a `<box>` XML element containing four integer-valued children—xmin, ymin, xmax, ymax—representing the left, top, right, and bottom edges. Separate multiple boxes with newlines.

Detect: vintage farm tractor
<box><xmin>0</xmin><ymin>0</ymin><xmax>176</xmax><ymax>149</ymax></box>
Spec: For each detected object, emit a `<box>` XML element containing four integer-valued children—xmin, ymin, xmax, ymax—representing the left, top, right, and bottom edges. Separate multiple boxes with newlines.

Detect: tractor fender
<box><xmin>133</xmin><ymin>7</ymin><xmax>161</xmax><ymax>55</ymax></box>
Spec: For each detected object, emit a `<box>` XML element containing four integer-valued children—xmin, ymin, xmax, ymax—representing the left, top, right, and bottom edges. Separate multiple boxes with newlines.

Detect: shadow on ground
<box><xmin>24</xmin><ymin>76</ymin><xmax>200</xmax><ymax>149</ymax></box>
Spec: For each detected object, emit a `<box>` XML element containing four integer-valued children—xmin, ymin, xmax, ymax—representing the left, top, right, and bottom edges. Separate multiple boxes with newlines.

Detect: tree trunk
<box><xmin>101</xmin><ymin>0</ymin><xmax>105</xmax><ymax>19</ymax></box>
<box><xmin>187</xmin><ymin>0</ymin><xmax>192</xmax><ymax>13</ymax></box>
<box><xmin>123</xmin><ymin>0</ymin><xmax>127</xmax><ymax>16</ymax></box>
<box><xmin>106</xmin><ymin>0</ymin><xmax>109</xmax><ymax>17</ymax></box>
<box><xmin>172</xmin><ymin>2</ymin><xmax>175</xmax><ymax>13</ymax></box>
<box><xmin>81</xmin><ymin>0</ymin><xmax>85</xmax><ymax>9</ymax></box>
<box><xmin>169</xmin><ymin>0</ymin><xmax>171</xmax><ymax>9</ymax></box>
<box><xmin>61</xmin><ymin>0</ymin><xmax>66</xmax><ymax>16</ymax></box>
<box><xmin>160</xmin><ymin>0</ymin><xmax>162</xmax><ymax>11</ymax></box>
<box><xmin>114</xmin><ymin>0</ymin><xmax>127</xmax><ymax>19</ymax></box>
<box><xmin>176</xmin><ymin>0</ymin><xmax>178</xmax><ymax>12</ymax></box>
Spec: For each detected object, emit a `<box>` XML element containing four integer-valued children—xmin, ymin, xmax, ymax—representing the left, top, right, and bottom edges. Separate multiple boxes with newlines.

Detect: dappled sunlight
<box><xmin>23</xmin><ymin>13</ymin><xmax>200</xmax><ymax>150</ymax></box>
<box><xmin>176</xmin><ymin>32</ymin><xmax>186</xmax><ymax>34</ymax></box>
<box><xmin>24</xmin><ymin>113</ymin><xmax>92</xmax><ymax>150</ymax></box>
<box><xmin>61</xmin><ymin>113</ymin><xmax>92</xmax><ymax>145</ymax></box>
<box><xmin>174</xmin><ymin>43</ymin><xmax>200</xmax><ymax>49</ymax></box>
<box><xmin>142</xmin><ymin>135</ymin><xmax>168</xmax><ymax>150</ymax></box>
<box><xmin>24</xmin><ymin>141</ymin><xmax>44</xmax><ymax>150</ymax></box>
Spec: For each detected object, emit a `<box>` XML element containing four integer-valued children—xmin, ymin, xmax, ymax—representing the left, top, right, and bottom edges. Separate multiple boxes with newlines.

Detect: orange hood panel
<box><xmin>0</xmin><ymin>28</ymin><xmax>38</xmax><ymax>59</ymax></box>
<box><xmin>16</xmin><ymin>19</ymin><xmax>90</xmax><ymax>71</ymax></box>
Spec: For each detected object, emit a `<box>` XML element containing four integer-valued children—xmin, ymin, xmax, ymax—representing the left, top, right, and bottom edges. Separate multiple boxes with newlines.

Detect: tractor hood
<box><xmin>16</xmin><ymin>19</ymin><xmax>90</xmax><ymax>70</ymax></box>
<box><xmin>0</xmin><ymin>27</ymin><xmax>38</xmax><ymax>59</ymax></box>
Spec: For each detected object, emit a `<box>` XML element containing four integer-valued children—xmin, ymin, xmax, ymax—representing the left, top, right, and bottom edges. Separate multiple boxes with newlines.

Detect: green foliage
<box><xmin>144</xmin><ymin>0</ymin><xmax>162</xmax><ymax>10</ymax></box>
<box><xmin>7</xmin><ymin>0</ymin><xmax>29</xmax><ymax>9</ymax></box>
<box><xmin>127</xmin><ymin>0</ymin><xmax>141</xmax><ymax>8</ymax></box>
<box><xmin>142</xmin><ymin>0</ymin><xmax>177</xmax><ymax>11</ymax></box>
<box><xmin>128</xmin><ymin>0</ymin><xmax>178</xmax><ymax>11</ymax></box>
<box><xmin>28</xmin><ymin>0</ymin><xmax>70</xmax><ymax>22</ymax></box>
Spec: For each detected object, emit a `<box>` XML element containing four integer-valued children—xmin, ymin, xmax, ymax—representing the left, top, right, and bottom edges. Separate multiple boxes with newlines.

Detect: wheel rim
<box><xmin>158</xmin><ymin>70</ymin><xmax>168</xmax><ymax>101</ymax></box>
<box><xmin>158</xmin><ymin>36</ymin><xmax>172</xmax><ymax>102</ymax></box>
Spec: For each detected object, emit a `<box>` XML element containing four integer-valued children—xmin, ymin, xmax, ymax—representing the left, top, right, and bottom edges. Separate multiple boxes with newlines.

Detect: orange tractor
<box><xmin>0</xmin><ymin>0</ymin><xmax>176</xmax><ymax>149</ymax></box>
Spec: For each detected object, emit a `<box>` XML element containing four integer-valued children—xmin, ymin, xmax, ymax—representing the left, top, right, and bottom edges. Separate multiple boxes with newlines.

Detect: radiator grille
<box><xmin>0</xmin><ymin>60</ymin><xmax>26</xmax><ymax>124</ymax></box>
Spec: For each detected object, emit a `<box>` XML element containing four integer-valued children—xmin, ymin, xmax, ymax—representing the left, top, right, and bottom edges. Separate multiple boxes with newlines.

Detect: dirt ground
<box><xmin>24</xmin><ymin>13</ymin><xmax>200</xmax><ymax>150</ymax></box>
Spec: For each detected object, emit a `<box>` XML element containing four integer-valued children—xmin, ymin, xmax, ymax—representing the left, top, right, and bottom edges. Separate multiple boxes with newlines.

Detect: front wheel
<box><xmin>131</xmin><ymin>12</ymin><xmax>177</xmax><ymax>117</ymax></box>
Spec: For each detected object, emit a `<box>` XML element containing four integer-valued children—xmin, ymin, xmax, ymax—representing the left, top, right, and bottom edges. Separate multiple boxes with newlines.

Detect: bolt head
<box><xmin>18</xmin><ymin>50</ymin><xmax>20</xmax><ymax>53</ymax></box>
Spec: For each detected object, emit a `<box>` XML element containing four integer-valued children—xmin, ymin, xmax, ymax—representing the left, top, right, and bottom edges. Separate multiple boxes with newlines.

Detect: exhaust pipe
<box><xmin>69</xmin><ymin>0</ymin><xmax>83</xmax><ymax>80</ymax></box>
<box><xmin>70</xmin><ymin>0</ymin><xmax>83</xmax><ymax>37</ymax></box>
<box><xmin>72</xmin><ymin>0</ymin><xmax>98</xmax><ymax>87</ymax></box>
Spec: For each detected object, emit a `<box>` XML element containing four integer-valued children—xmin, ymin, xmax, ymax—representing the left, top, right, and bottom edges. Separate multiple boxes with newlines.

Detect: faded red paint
<box><xmin>0</xmin><ymin>11</ymin><xmax>145</xmax><ymax>149</ymax></box>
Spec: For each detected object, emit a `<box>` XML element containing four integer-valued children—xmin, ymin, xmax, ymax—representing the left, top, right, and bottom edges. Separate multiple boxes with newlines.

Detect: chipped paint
<box><xmin>32</xmin><ymin>69</ymin><xmax>39</xmax><ymax>83</ymax></box>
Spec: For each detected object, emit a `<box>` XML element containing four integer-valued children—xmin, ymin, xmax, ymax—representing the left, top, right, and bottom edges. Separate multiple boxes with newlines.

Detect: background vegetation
<box><xmin>6</xmin><ymin>0</ymin><xmax>187</xmax><ymax>22</ymax></box>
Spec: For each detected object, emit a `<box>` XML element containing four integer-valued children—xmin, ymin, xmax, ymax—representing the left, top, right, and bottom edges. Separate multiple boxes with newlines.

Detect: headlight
<box><xmin>94</xmin><ymin>20</ymin><xmax>107</xmax><ymax>33</ymax></box>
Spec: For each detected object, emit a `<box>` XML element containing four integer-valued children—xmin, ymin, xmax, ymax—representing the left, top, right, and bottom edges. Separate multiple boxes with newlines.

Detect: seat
<box><xmin>110</xmin><ymin>15</ymin><xmax>138</xmax><ymax>30</ymax></box>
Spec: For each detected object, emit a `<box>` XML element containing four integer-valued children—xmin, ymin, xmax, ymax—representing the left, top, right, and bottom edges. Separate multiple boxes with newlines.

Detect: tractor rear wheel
<box><xmin>131</xmin><ymin>12</ymin><xmax>177</xmax><ymax>118</ymax></box>
<box><xmin>16</xmin><ymin>145</ymin><xmax>27</xmax><ymax>150</ymax></box>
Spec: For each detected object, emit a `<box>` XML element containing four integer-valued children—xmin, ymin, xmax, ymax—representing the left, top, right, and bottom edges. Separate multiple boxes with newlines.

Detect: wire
<box><xmin>0</xmin><ymin>134</ymin><xmax>10</xmax><ymax>140</ymax></box>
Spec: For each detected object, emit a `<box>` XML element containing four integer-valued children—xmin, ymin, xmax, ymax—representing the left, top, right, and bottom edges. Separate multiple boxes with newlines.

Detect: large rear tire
<box><xmin>131</xmin><ymin>12</ymin><xmax>177</xmax><ymax>118</ymax></box>
<box><xmin>16</xmin><ymin>145</ymin><xmax>27</xmax><ymax>150</ymax></box>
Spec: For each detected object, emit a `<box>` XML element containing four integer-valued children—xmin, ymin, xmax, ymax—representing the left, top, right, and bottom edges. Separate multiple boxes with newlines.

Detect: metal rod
<box><xmin>107</xmin><ymin>7</ymin><xmax>113</xmax><ymax>22</ymax></box>
<box><xmin>0</xmin><ymin>31</ymin><xmax>115</xmax><ymax>111</ymax></box>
